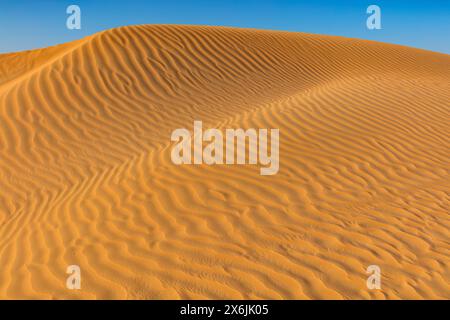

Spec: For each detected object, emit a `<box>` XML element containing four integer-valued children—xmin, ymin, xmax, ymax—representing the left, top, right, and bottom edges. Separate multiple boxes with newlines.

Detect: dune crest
<box><xmin>0</xmin><ymin>25</ymin><xmax>449</xmax><ymax>299</ymax></box>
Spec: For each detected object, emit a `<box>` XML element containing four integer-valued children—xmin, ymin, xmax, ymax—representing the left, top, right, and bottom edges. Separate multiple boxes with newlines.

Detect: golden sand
<box><xmin>0</xmin><ymin>25</ymin><xmax>449</xmax><ymax>299</ymax></box>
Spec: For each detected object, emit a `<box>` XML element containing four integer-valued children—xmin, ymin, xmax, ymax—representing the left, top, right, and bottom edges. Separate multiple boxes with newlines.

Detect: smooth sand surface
<box><xmin>0</xmin><ymin>25</ymin><xmax>449</xmax><ymax>299</ymax></box>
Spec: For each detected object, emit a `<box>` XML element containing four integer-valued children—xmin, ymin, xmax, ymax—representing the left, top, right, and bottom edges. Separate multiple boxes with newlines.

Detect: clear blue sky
<box><xmin>0</xmin><ymin>0</ymin><xmax>449</xmax><ymax>54</ymax></box>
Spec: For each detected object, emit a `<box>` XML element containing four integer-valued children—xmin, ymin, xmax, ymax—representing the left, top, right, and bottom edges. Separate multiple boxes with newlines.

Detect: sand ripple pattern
<box><xmin>0</xmin><ymin>25</ymin><xmax>449</xmax><ymax>299</ymax></box>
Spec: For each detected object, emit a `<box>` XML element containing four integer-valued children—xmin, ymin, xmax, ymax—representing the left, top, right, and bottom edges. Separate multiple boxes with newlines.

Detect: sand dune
<box><xmin>0</xmin><ymin>25</ymin><xmax>449</xmax><ymax>299</ymax></box>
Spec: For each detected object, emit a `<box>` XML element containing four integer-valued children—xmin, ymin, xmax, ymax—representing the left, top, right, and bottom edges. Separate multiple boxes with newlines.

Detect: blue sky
<box><xmin>0</xmin><ymin>0</ymin><xmax>449</xmax><ymax>54</ymax></box>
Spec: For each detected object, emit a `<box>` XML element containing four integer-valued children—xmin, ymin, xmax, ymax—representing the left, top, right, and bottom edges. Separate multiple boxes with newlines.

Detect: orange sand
<box><xmin>0</xmin><ymin>25</ymin><xmax>449</xmax><ymax>299</ymax></box>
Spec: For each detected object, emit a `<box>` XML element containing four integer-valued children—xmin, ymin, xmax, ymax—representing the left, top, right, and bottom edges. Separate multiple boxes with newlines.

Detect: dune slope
<box><xmin>0</xmin><ymin>25</ymin><xmax>449</xmax><ymax>299</ymax></box>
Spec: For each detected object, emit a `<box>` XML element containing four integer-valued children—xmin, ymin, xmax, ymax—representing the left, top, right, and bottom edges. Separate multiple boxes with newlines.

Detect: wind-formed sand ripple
<box><xmin>0</xmin><ymin>25</ymin><xmax>448</xmax><ymax>299</ymax></box>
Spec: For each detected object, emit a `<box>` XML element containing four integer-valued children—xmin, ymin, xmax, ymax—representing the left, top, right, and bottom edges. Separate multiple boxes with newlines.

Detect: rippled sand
<box><xmin>0</xmin><ymin>25</ymin><xmax>449</xmax><ymax>299</ymax></box>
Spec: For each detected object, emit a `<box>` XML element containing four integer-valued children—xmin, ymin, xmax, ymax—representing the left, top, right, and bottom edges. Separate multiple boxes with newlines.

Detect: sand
<box><xmin>0</xmin><ymin>25</ymin><xmax>449</xmax><ymax>299</ymax></box>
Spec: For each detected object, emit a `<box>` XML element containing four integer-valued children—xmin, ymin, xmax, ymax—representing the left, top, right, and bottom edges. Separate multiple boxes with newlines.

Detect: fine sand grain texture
<box><xmin>0</xmin><ymin>25</ymin><xmax>449</xmax><ymax>299</ymax></box>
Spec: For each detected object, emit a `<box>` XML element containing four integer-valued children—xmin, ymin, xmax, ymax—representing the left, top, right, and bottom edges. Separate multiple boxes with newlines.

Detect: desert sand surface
<box><xmin>0</xmin><ymin>25</ymin><xmax>449</xmax><ymax>299</ymax></box>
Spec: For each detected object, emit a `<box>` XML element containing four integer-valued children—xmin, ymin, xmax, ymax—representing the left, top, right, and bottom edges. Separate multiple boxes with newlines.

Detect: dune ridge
<box><xmin>0</xmin><ymin>25</ymin><xmax>449</xmax><ymax>299</ymax></box>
